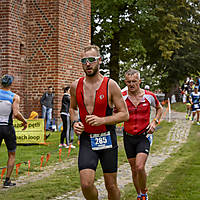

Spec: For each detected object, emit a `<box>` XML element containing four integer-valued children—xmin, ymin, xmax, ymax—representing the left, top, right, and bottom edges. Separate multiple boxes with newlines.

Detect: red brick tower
<box><xmin>0</xmin><ymin>0</ymin><xmax>91</xmax><ymax>122</ymax></box>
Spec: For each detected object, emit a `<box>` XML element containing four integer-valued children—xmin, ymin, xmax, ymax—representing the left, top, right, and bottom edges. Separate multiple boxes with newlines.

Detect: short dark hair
<box><xmin>64</xmin><ymin>86</ymin><xmax>70</xmax><ymax>93</ymax></box>
<box><xmin>1</xmin><ymin>74</ymin><xmax>14</xmax><ymax>87</ymax></box>
<box><xmin>48</xmin><ymin>86</ymin><xmax>53</xmax><ymax>89</ymax></box>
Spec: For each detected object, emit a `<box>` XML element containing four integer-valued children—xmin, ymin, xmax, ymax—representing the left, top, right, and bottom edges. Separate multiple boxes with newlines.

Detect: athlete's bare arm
<box><xmin>69</xmin><ymin>80</ymin><xmax>84</xmax><ymax>135</ymax></box>
<box><xmin>147</xmin><ymin>102</ymin><xmax>163</xmax><ymax>134</ymax></box>
<box><xmin>12</xmin><ymin>95</ymin><xmax>27</xmax><ymax>130</ymax></box>
<box><xmin>189</xmin><ymin>96</ymin><xmax>193</xmax><ymax>105</ymax></box>
<box><xmin>85</xmin><ymin>79</ymin><xmax>129</xmax><ymax>126</ymax></box>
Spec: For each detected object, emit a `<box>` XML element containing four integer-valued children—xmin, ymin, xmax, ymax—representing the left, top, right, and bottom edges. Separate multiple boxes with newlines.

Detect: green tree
<box><xmin>141</xmin><ymin>0</ymin><xmax>200</xmax><ymax>95</ymax></box>
<box><xmin>92</xmin><ymin>0</ymin><xmax>200</xmax><ymax>95</ymax></box>
<box><xmin>91</xmin><ymin>0</ymin><xmax>155</xmax><ymax>82</ymax></box>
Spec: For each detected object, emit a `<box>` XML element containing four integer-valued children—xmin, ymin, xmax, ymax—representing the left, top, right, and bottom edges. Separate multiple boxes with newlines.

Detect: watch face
<box><xmin>154</xmin><ymin>119</ymin><xmax>158</xmax><ymax>124</ymax></box>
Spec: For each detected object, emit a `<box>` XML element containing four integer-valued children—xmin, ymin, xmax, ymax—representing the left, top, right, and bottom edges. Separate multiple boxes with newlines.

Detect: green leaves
<box><xmin>92</xmin><ymin>0</ymin><xmax>200</xmax><ymax>93</ymax></box>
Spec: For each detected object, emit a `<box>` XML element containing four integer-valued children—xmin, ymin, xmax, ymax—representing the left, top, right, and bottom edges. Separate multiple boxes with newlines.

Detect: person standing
<box><xmin>69</xmin><ymin>45</ymin><xmax>129</xmax><ymax>200</ymax></box>
<box><xmin>59</xmin><ymin>86</ymin><xmax>75</xmax><ymax>148</ymax></box>
<box><xmin>184</xmin><ymin>80</ymin><xmax>194</xmax><ymax>120</ymax></box>
<box><xmin>122</xmin><ymin>69</ymin><xmax>163</xmax><ymax>200</ymax></box>
<box><xmin>40</xmin><ymin>86</ymin><xmax>54</xmax><ymax>131</ymax></box>
<box><xmin>189</xmin><ymin>86</ymin><xmax>200</xmax><ymax>125</ymax></box>
<box><xmin>0</xmin><ymin>74</ymin><xmax>27</xmax><ymax>188</ymax></box>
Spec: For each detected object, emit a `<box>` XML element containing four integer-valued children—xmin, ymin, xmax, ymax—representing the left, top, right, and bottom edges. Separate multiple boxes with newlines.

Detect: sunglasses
<box><xmin>81</xmin><ymin>56</ymin><xmax>100</xmax><ymax>64</ymax></box>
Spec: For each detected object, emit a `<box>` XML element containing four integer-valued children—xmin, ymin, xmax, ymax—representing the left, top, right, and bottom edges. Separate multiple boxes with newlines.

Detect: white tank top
<box><xmin>0</xmin><ymin>89</ymin><xmax>15</xmax><ymax>125</ymax></box>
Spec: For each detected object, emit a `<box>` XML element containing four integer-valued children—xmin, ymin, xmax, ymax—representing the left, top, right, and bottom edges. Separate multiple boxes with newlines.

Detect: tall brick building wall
<box><xmin>0</xmin><ymin>0</ymin><xmax>91</xmax><ymax>123</ymax></box>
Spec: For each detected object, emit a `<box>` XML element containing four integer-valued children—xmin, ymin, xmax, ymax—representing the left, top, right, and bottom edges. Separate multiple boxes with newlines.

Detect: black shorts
<box><xmin>0</xmin><ymin>125</ymin><xmax>16</xmax><ymax>152</ymax></box>
<box><xmin>78</xmin><ymin>130</ymin><xmax>118</xmax><ymax>173</ymax></box>
<box><xmin>123</xmin><ymin>131</ymin><xmax>150</xmax><ymax>159</ymax></box>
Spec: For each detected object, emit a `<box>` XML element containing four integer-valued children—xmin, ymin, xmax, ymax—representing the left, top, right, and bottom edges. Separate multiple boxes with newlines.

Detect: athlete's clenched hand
<box><xmin>73</xmin><ymin>121</ymin><xmax>84</xmax><ymax>136</ymax></box>
<box><xmin>85</xmin><ymin>115</ymin><xmax>104</xmax><ymax>126</ymax></box>
<box><xmin>146</xmin><ymin>121</ymin><xmax>156</xmax><ymax>134</ymax></box>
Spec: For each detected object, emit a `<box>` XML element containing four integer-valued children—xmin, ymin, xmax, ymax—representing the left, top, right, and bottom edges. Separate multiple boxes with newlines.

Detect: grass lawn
<box><xmin>148</xmin><ymin>124</ymin><xmax>200</xmax><ymax>200</ymax></box>
<box><xmin>170</xmin><ymin>102</ymin><xmax>186</xmax><ymax>113</ymax></box>
<box><xmin>0</xmin><ymin>131</ymin><xmax>80</xmax><ymax>175</ymax></box>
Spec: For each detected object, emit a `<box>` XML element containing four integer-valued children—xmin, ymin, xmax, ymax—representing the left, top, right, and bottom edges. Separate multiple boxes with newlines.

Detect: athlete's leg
<box><xmin>80</xmin><ymin>169</ymin><xmax>98</xmax><ymax>200</ymax></box>
<box><xmin>128</xmin><ymin>158</ymin><xmax>141</xmax><ymax>195</ymax></box>
<box><xmin>192</xmin><ymin>111</ymin><xmax>196</xmax><ymax>122</ymax></box>
<box><xmin>196</xmin><ymin>110</ymin><xmax>200</xmax><ymax>122</ymax></box>
<box><xmin>186</xmin><ymin>104</ymin><xmax>190</xmax><ymax>119</ymax></box>
<box><xmin>188</xmin><ymin>104</ymin><xmax>192</xmax><ymax>118</ymax></box>
<box><xmin>104</xmin><ymin>172</ymin><xmax>120</xmax><ymax>200</ymax></box>
<box><xmin>135</xmin><ymin>152</ymin><xmax>148</xmax><ymax>193</ymax></box>
<box><xmin>6</xmin><ymin>151</ymin><xmax>15</xmax><ymax>179</ymax></box>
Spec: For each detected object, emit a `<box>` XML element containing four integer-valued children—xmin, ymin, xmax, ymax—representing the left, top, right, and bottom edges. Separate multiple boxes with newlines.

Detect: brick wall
<box><xmin>0</xmin><ymin>0</ymin><xmax>91</xmax><ymax>123</ymax></box>
<box><xmin>0</xmin><ymin>0</ymin><xmax>28</xmax><ymax>114</ymax></box>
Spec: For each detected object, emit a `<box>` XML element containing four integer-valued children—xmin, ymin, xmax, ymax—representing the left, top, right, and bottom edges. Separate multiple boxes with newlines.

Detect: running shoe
<box><xmin>63</xmin><ymin>144</ymin><xmax>68</xmax><ymax>148</ymax></box>
<box><xmin>137</xmin><ymin>194</ymin><xmax>141</xmax><ymax>200</ymax></box>
<box><xmin>70</xmin><ymin>144</ymin><xmax>76</xmax><ymax>149</ymax></box>
<box><xmin>141</xmin><ymin>193</ymin><xmax>148</xmax><ymax>200</ymax></box>
<box><xmin>189</xmin><ymin>116</ymin><xmax>192</xmax><ymax>121</ymax></box>
<box><xmin>197</xmin><ymin>122</ymin><xmax>200</xmax><ymax>125</ymax></box>
<box><xmin>3</xmin><ymin>180</ymin><xmax>16</xmax><ymax>188</ymax></box>
<box><xmin>58</xmin><ymin>144</ymin><xmax>63</xmax><ymax>148</ymax></box>
<box><xmin>185</xmin><ymin>114</ymin><xmax>188</xmax><ymax>119</ymax></box>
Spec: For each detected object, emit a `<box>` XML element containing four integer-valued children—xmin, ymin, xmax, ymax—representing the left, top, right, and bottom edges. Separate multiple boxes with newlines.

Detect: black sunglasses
<box><xmin>81</xmin><ymin>56</ymin><xmax>100</xmax><ymax>64</ymax></box>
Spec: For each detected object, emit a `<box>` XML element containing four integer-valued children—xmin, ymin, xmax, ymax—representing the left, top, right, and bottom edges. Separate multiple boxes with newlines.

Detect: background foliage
<box><xmin>91</xmin><ymin>0</ymin><xmax>200</xmax><ymax>94</ymax></box>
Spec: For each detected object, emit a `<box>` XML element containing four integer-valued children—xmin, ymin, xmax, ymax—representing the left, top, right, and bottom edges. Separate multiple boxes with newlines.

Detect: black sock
<box><xmin>5</xmin><ymin>177</ymin><xmax>10</xmax><ymax>182</ymax></box>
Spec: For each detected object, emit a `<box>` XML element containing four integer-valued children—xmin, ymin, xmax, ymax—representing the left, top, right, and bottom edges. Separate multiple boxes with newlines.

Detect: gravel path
<box><xmin>52</xmin><ymin>111</ymin><xmax>192</xmax><ymax>200</ymax></box>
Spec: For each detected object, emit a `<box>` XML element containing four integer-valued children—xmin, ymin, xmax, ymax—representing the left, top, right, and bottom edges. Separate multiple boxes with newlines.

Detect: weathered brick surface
<box><xmin>0</xmin><ymin>0</ymin><xmax>91</xmax><ymax>123</ymax></box>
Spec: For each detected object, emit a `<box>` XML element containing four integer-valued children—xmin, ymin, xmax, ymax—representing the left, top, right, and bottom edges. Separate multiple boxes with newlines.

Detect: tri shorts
<box><xmin>78</xmin><ymin>130</ymin><xmax>118</xmax><ymax>173</ymax></box>
<box><xmin>191</xmin><ymin>103</ymin><xmax>200</xmax><ymax>112</ymax></box>
<box><xmin>186</xmin><ymin>102</ymin><xmax>191</xmax><ymax>106</ymax></box>
<box><xmin>123</xmin><ymin>131</ymin><xmax>150</xmax><ymax>159</ymax></box>
<box><xmin>0</xmin><ymin>125</ymin><xmax>16</xmax><ymax>152</ymax></box>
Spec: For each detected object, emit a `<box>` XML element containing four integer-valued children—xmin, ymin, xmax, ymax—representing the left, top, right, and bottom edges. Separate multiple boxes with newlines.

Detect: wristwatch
<box><xmin>71</xmin><ymin>120</ymin><xmax>79</xmax><ymax>128</ymax></box>
<box><xmin>153</xmin><ymin>118</ymin><xmax>159</xmax><ymax>124</ymax></box>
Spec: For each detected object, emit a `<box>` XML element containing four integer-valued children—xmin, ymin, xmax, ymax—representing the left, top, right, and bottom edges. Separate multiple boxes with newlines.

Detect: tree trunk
<box><xmin>109</xmin><ymin>31</ymin><xmax>120</xmax><ymax>83</ymax></box>
<box><xmin>165</xmin><ymin>80</ymin><xmax>180</xmax><ymax>102</ymax></box>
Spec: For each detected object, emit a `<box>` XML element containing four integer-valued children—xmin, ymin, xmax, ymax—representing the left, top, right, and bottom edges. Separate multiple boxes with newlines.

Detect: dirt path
<box><xmin>51</xmin><ymin>111</ymin><xmax>192</xmax><ymax>200</ymax></box>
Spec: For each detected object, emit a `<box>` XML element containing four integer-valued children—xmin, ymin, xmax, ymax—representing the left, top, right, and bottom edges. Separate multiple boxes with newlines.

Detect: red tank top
<box><xmin>122</xmin><ymin>90</ymin><xmax>159</xmax><ymax>135</ymax></box>
<box><xmin>76</xmin><ymin>77</ymin><xmax>109</xmax><ymax>133</ymax></box>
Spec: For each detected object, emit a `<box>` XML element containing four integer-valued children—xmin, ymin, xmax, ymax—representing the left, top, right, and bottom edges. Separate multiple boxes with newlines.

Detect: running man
<box><xmin>0</xmin><ymin>74</ymin><xmax>27</xmax><ymax>188</ymax></box>
<box><xmin>122</xmin><ymin>69</ymin><xmax>163</xmax><ymax>200</ymax></box>
<box><xmin>189</xmin><ymin>85</ymin><xmax>200</xmax><ymax>125</ymax></box>
<box><xmin>70</xmin><ymin>45</ymin><xmax>129</xmax><ymax>200</ymax></box>
<box><xmin>184</xmin><ymin>80</ymin><xmax>194</xmax><ymax>120</ymax></box>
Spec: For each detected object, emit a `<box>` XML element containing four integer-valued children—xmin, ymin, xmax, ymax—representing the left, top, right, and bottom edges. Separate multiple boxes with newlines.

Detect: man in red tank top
<box><xmin>70</xmin><ymin>45</ymin><xmax>129</xmax><ymax>200</ymax></box>
<box><xmin>122</xmin><ymin>69</ymin><xmax>163</xmax><ymax>200</ymax></box>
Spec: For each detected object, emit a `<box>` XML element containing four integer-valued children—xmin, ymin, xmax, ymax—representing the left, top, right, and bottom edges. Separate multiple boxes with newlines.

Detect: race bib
<box><xmin>146</xmin><ymin>134</ymin><xmax>153</xmax><ymax>146</ymax></box>
<box><xmin>90</xmin><ymin>132</ymin><xmax>112</xmax><ymax>150</ymax></box>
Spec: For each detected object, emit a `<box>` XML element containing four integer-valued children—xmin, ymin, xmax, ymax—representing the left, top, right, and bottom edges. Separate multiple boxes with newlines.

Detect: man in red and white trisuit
<box><xmin>70</xmin><ymin>45</ymin><xmax>129</xmax><ymax>200</ymax></box>
<box><xmin>122</xmin><ymin>69</ymin><xmax>163</xmax><ymax>200</ymax></box>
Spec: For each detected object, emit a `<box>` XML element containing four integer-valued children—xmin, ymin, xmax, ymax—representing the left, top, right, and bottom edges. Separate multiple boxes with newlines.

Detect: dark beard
<box><xmin>85</xmin><ymin>65</ymin><xmax>99</xmax><ymax>77</ymax></box>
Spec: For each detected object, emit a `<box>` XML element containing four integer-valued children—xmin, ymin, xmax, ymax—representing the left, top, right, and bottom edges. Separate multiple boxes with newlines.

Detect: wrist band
<box><xmin>71</xmin><ymin>120</ymin><xmax>79</xmax><ymax>128</ymax></box>
<box><xmin>153</xmin><ymin>118</ymin><xmax>159</xmax><ymax>124</ymax></box>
